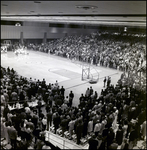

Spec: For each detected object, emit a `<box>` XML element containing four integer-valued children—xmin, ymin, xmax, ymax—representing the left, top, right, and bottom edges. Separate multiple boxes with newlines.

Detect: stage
<box><xmin>1</xmin><ymin>50</ymin><xmax>122</xmax><ymax>107</ymax></box>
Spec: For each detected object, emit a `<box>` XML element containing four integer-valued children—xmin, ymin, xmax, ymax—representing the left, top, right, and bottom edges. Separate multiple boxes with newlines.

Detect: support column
<box><xmin>43</xmin><ymin>32</ymin><xmax>47</xmax><ymax>43</ymax></box>
<box><xmin>20</xmin><ymin>32</ymin><xmax>24</xmax><ymax>45</ymax></box>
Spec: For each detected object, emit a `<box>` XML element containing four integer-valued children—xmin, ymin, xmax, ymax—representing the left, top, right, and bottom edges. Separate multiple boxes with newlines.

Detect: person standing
<box><xmin>88</xmin><ymin>134</ymin><xmax>99</xmax><ymax>150</ymax></box>
<box><xmin>60</xmin><ymin>86</ymin><xmax>65</xmax><ymax>98</ymax></box>
<box><xmin>107</xmin><ymin>76</ymin><xmax>111</xmax><ymax>87</ymax></box>
<box><xmin>69</xmin><ymin>91</ymin><xmax>74</xmax><ymax>107</ymax></box>
<box><xmin>87</xmin><ymin>118</ymin><xmax>93</xmax><ymax>135</ymax></box>
<box><xmin>103</xmin><ymin>77</ymin><xmax>107</xmax><ymax>88</ymax></box>
<box><xmin>68</xmin><ymin>118</ymin><xmax>75</xmax><ymax>140</ymax></box>
<box><xmin>128</xmin><ymin>125</ymin><xmax>138</xmax><ymax>149</ymax></box>
<box><xmin>53</xmin><ymin>112</ymin><xmax>60</xmax><ymax>134</ymax></box>
<box><xmin>94</xmin><ymin>120</ymin><xmax>101</xmax><ymax>136</ymax></box>
<box><xmin>89</xmin><ymin>86</ymin><xmax>94</xmax><ymax>96</ymax></box>
<box><xmin>107</xmin><ymin>127</ymin><xmax>115</xmax><ymax>148</ymax></box>
<box><xmin>46</xmin><ymin>110</ymin><xmax>52</xmax><ymax>131</ymax></box>
<box><xmin>116</xmin><ymin>125</ymin><xmax>124</xmax><ymax>146</ymax></box>
<box><xmin>42</xmin><ymin>116</ymin><xmax>47</xmax><ymax>131</ymax></box>
<box><xmin>112</xmin><ymin>107</ymin><xmax>119</xmax><ymax>130</ymax></box>
<box><xmin>60</xmin><ymin>116</ymin><xmax>68</xmax><ymax>137</ymax></box>
<box><xmin>7</xmin><ymin>124</ymin><xmax>18</xmax><ymax>149</ymax></box>
<box><xmin>82</xmin><ymin>118</ymin><xmax>88</xmax><ymax>138</ymax></box>
<box><xmin>76</xmin><ymin>119</ymin><xmax>83</xmax><ymax>145</ymax></box>
<box><xmin>85</xmin><ymin>88</ymin><xmax>90</xmax><ymax>97</ymax></box>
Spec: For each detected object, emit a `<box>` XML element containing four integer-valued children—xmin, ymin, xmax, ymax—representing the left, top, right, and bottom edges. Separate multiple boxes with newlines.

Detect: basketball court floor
<box><xmin>1</xmin><ymin>50</ymin><xmax>123</xmax><ymax>107</ymax></box>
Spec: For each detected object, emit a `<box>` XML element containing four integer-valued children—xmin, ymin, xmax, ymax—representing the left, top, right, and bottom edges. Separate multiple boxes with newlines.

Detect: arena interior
<box><xmin>1</xmin><ymin>1</ymin><xmax>146</xmax><ymax>149</ymax></box>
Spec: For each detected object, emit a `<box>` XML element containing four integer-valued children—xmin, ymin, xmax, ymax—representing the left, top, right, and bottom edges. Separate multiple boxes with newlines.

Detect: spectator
<box><xmin>88</xmin><ymin>134</ymin><xmax>99</xmax><ymax>150</ymax></box>
<box><xmin>7</xmin><ymin>123</ymin><xmax>18</xmax><ymax>149</ymax></box>
<box><xmin>68</xmin><ymin>91</ymin><xmax>74</xmax><ymax>107</ymax></box>
<box><xmin>68</xmin><ymin>118</ymin><xmax>75</xmax><ymax>140</ymax></box>
<box><xmin>76</xmin><ymin>119</ymin><xmax>83</xmax><ymax>145</ymax></box>
<box><xmin>103</xmin><ymin>77</ymin><xmax>107</xmax><ymax>88</ymax></box>
<box><xmin>94</xmin><ymin>120</ymin><xmax>101</xmax><ymax>136</ymax></box>
<box><xmin>60</xmin><ymin>115</ymin><xmax>68</xmax><ymax>137</ymax></box>
<box><xmin>128</xmin><ymin>125</ymin><xmax>138</xmax><ymax>149</ymax></box>
<box><xmin>107</xmin><ymin>127</ymin><xmax>115</xmax><ymax>148</ymax></box>
<box><xmin>87</xmin><ymin>118</ymin><xmax>93</xmax><ymax>135</ymax></box>
<box><xmin>116</xmin><ymin>125</ymin><xmax>124</xmax><ymax>145</ymax></box>
<box><xmin>42</xmin><ymin>116</ymin><xmax>47</xmax><ymax>131</ymax></box>
<box><xmin>53</xmin><ymin>112</ymin><xmax>60</xmax><ymax>134</ymax></box>
<box><xmin>46</xmin><ymin>110</ymin><xmax>52</xmax><ymax>131</ymax></box>
<box><xmin>60</xmin><ymin>86</ymin><xmax>65</xmax><ymax>97</ymax></box>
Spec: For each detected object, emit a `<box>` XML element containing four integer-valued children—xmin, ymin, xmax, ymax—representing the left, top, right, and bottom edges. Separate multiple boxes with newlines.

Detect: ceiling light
<box><xmin>15</xmin><ymin>23</ymin><xmax>21</xmax><ymax>26</ymax></box>
<box><xmin>34</xmin><ymin>1</ymin><xmax>41</xmax><ymax>3</ymax></box>
<box><xmin>2</xmin><ymin>4</ymin><xmax>8</xmax><ymax>6</ymax></box>
<box><xmin>76</xmin><ymin>5</ymin><xmax>97</xmax><ymax>10</ymax></box>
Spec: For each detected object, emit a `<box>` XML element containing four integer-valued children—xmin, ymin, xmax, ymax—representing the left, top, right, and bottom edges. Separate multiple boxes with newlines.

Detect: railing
<box><xmin>45</xmin><ymin>130</ymin><xmax>86</xmax><ymax>149</ymax></box>
<box><xmin>6</xmin><ymin>99</ymin><xmax>45</xmax><ymax>111</ymax></box>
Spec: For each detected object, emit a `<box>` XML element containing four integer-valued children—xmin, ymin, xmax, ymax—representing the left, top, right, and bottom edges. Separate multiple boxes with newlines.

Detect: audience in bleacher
<box><xmin>25</xmin><ymin>32</ymin><xmax>146</xmax><ymax>76</ymax></box>
<box><xmin>1</xmin><ymin>31</ymin><xmax>146</xmax><ymax>149</ymax></box>
<box><xmin>0</xmin><ymin>63</ymin><xmax>146</xmax><ymax>149</ymax></box>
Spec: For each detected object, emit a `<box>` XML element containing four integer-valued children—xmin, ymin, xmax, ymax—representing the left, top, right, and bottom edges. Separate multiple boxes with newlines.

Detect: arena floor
<box><xmin>1</xmin><ymin>50</ymin><xmax>123</xmax><ymax>107</ymax></box>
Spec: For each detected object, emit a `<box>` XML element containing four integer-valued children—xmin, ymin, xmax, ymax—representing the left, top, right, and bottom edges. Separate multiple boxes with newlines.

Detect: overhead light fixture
<box><xmin>2</xmin><ymin>4</ymin><xmax>8</xmax><ymax>6</ymax></box>
<box><xmin>15</xmin><ymin>23</ymin><xmax>21</xmax><ymax>26</ymax></box>
<box><xmin>76</xmin><ymin>5</ymin><xmax>97</xmax><ymax>10</ymax></box>
<box><xmin>34</xmin><ymin>1</ymin><xmax>41</xmax><ymax>3</ymax></box>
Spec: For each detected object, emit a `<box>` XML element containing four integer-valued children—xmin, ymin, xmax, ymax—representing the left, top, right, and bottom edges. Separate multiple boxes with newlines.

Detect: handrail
<box><xmin>45</xmin><ymin>130</ymin><xmax>85</xmax><ymax>149</ymax></box>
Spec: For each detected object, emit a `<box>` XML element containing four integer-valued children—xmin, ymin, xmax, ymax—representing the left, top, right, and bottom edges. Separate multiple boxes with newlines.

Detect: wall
<box><xmin>1</xmin><ymin>24</ymin><xmax>98</xmax><ymax>40</ymax></box>
<box><xmin>1</xmin><ymin>21</ymin><xmax>146</xmax><ymax>40</ymax></box>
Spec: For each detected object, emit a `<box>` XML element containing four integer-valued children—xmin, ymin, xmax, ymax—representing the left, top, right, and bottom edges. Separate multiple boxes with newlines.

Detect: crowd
<box><xmin>1</xmin><ymin>31</ymin><xmax>146</xmax><ymax>149</ymax></box>
<box><xmin>0</xmin><ymin>66</ymin><xmax>62</xmax><ymax>149</ymax></box>
<box><xmin>25</xmin><ymin>32</ymin><xmax>146</xmax><ymax>75</ymax></box>
<box><xmin>1</xmin><ymin>64</ymin><xmax>146</xmax><ymax>149</ymax></box>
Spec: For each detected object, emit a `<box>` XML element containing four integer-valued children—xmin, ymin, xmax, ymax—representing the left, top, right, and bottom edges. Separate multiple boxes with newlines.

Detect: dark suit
<box><xmin>107</xmin><ymin>129</ymin><xmax>115</xmax><ymax>147</ymax></box>
<box><xmin>76</xmin><ymin>122</ymin><xmax>83</xmax><ymax>144</ymax></box>
<box><xmin>47</xmin><ymin>112</ymin><xmax>52</xmax><ymax>130</ymax></box>
<box><xmin>7</xmin><ymin>126</ymin><xmax>17</xmax><ymax>149</ymax></box>
<box><xmin>116</xmin><ymin>129</ymin><xmax>123</xmax><ymax>145</ymax></box>
<box><xmin>53</xmin><ymin>115</ymin><xmax>60</xmax><ymax>134</ymax></box>
<box><xmin>60</xmin><ymin>118</ymin><xmax>68</xmax><ymax>137</ymax></box>
<box><xmin>88</xmin><ymin>137</ymin><xmax>98</xmax><ymax>150</ymax></box>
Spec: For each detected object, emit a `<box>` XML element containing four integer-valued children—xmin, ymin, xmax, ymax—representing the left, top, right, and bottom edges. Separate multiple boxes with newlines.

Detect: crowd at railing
<box><xmin>1</xmin><ymin>65</ymin><xmax>146</xmax><ymax>149</ymax></box>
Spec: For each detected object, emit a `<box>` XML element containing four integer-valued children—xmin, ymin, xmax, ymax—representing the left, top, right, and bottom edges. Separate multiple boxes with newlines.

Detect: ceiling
<box><xmin>1</xmin><ymin>1</ymin><xmax>146</xmax><ymax>27</ymax></box>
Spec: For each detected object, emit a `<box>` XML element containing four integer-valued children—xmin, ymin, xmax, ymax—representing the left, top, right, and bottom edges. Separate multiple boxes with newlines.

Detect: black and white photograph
<box><xmin>1</xmin><ymin>1</ymin><xmax>146</xmax><ymax>149</ymax></box>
